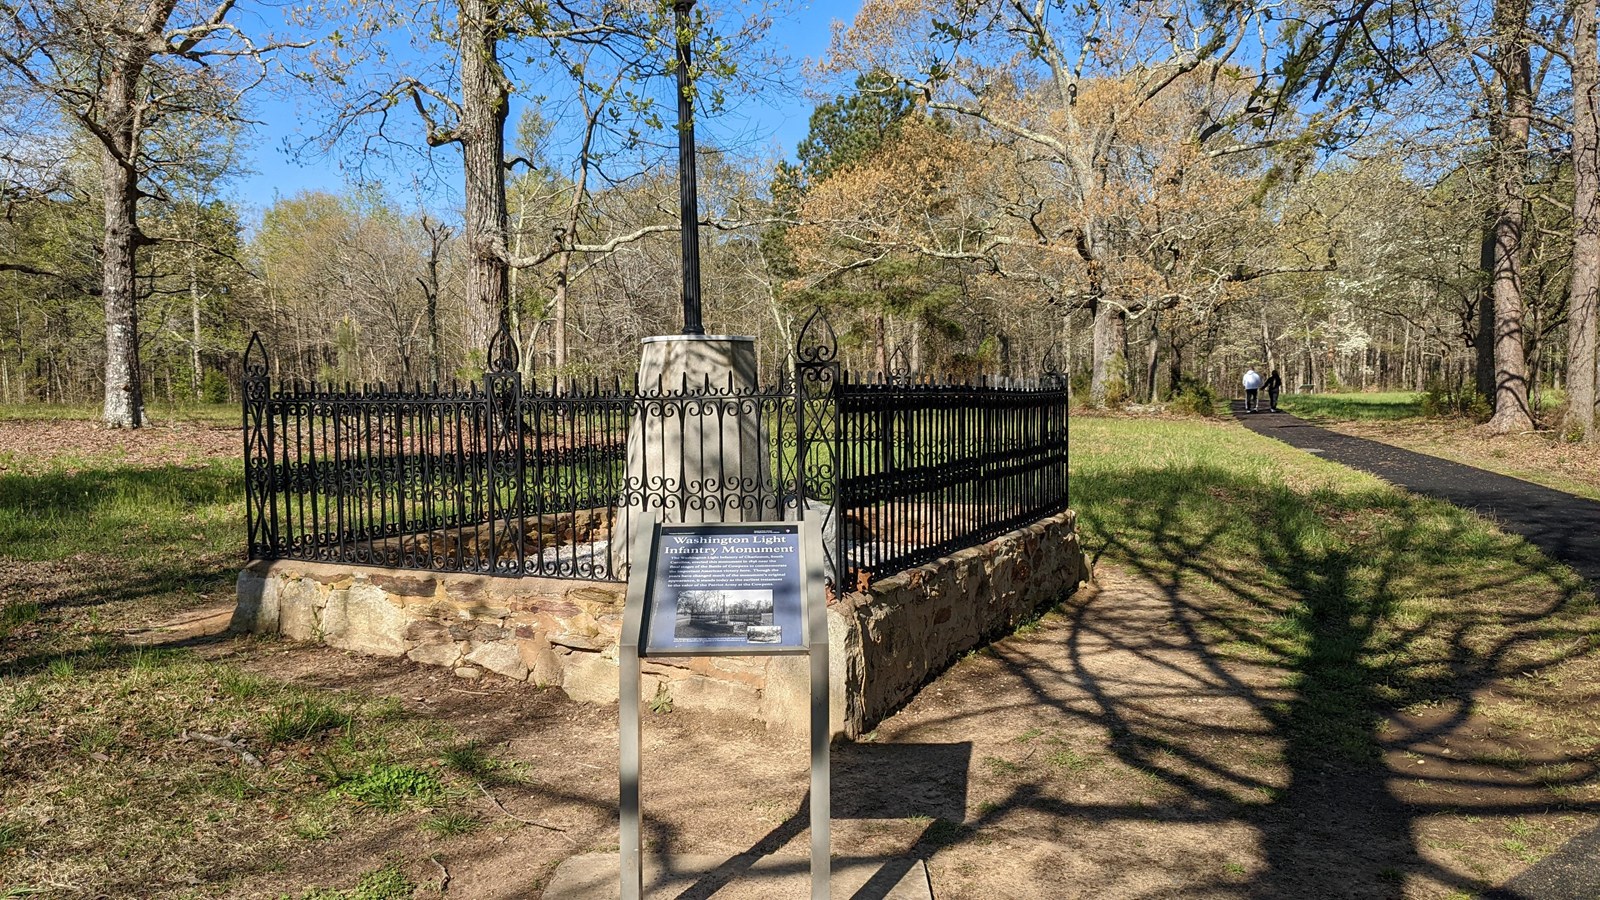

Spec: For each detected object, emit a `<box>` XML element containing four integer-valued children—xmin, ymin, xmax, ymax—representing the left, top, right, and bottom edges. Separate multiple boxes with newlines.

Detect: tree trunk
<box><xmin>553</xmin><ymin>255</ymin><xmax>570</xmax><ymax>372</ymax></box>
<box><xmin>1487</xmin><ymin>0</ymin><xmax>1536</xmax><ymax>432</ymax></box>
<box><xmin>421</xmin><ymin>224</ymin><xmax>445</xmax><ymax>385</ymax></box>
<box><xmin>1474</xmin><ymin>212</ymin><xmax>1497</xmax><ymax>400</ymax></box>
<box><xmin>1168</xmin><ymin>334</ymin><xmax>1184</xmax><ymax>396</ymax></box>
<box><xmin>1304</xmin><ymin>333</ymin><xmax>1315</xmax><ymax>392</ymax></box>
<box><xmin>1400</xmin><ymin>321</ymin><xmax>1410</xmax><ymax>390</ymax></box>
<box><xmin>459</xmin><ymin>0</ymin><xmax>510</xmax><ymax>354</ymax></box>
<box><xmin>101</xmin><ymin>79</ymin><xmax>143</xmax><ymax>429</ymax></box>
<box><xmin>1063</xmin><ymin>313</ymin><xmax>1074</xmax><ymax>403</ymax></box>
<box><xmin>1146</xmin><ymin>315</ymin><xmax>1160</xmax><ymax>403</ymax></box>
<box><xmin>189</xmin><ymin>237</ymin><xmax>203</xmax><ymax>401</ymax></box>
<box><xmin>1568</xmin><ymin>0</ymin><xmax>1600</xmax><ymax>441</ymax></box>
<box><xmin>1089</xmin><ymin>300</ymin><xmax>1128</xmax><ymax>406</ymax></box>
<box><xmin>1259</xmin><ymin>311</ymin><xmax>1275</xmax><ymax>375</ymax></box>
<box><xmin>873</xmin><ymin>313</ymin><xmax>888</xmax><ymax>373</ymax></box>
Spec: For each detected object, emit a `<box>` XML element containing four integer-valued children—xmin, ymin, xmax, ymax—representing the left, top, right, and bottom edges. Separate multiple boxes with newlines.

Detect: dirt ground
<box><xmin>124</xmin><ymin>564</ymin><xmax>1594</xmax><ymax>900</ymax></box>
<box><xmin>0</xmin><ymin>419</ymin><xmax>240</xmax><ymax>474</ymax></box>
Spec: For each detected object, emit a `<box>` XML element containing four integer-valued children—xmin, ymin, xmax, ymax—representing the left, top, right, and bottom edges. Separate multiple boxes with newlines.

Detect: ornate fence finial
<box><xmin>795</xmin><ymin>306</ymin><xmax>837</xmax><ymax>364</ymax></box>
<box><xmin>488</xmin><ymin>311</ymin><xmax>517</xmax><ymax>374</ymax></box>
<box><xmin>244</xmin><ymin>331</ymin><xmax>268</xmax><ymax>378</ymax></box>
<box><xmin>887</xmin><ymin>344</ymin><xmax>911</xmax><ymax>382</ymax></box>
<box><xmin>1042</xmin><ymin>346</ymin><xmax>1063</xmax><ymax>374</ymax></box>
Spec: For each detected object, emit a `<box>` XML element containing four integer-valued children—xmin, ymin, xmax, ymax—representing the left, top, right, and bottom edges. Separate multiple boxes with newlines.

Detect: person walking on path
<box><xmin>1264</xmin><ymin>370</ymin><xmax>1283</xmax><ymax>412</ymax></box>
<box><xmin>1242</xmin><ymin>367</ymin><xmax>1263</xmax><ymax>412</ymax></box>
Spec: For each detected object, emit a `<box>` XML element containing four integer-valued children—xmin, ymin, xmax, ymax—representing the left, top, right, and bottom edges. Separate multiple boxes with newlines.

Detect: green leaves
<box><xmin>794</xmin><ymin>69</ymin><xmax>919</xmax><ymax>186</ymax></box>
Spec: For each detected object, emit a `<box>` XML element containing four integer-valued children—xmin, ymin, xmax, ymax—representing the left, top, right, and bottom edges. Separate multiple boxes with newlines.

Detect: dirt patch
<box><xmin>196</xmin><ymin>637</ymin><xmax>819</xmax><ymax>900</ymax></box>
<box><xmin>860</xmin><ymin>567</ymin><xmax>1599</xmax><ymax>899</ymax></box>
<box><xmin>0</xmin><ymin>420</ymin><xmax>241</xmax><ymax>475</ymax></box>
<box><xmin>19</xmin><ymin>563</ymin><xmax>1582</xmax><ymax>899</ymax></box>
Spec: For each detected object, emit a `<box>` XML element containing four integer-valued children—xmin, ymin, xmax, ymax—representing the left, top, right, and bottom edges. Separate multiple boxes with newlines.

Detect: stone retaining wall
<box><xmin>830</xmin><ymin>510</ymin><xmax>1089</xmax><ymax>733</ymax></box>
<box><xmin>232</xmin><ymin>510</ymin><xmax>1089</xmax><ymax>737</ymax></box>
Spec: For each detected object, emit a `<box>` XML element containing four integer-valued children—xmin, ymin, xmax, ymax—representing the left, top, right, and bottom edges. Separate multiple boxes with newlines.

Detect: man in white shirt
<box><xmin>1242</xmin><ymin>367</ymin><xmax>1263</xmax><ymax>412</ymax></box>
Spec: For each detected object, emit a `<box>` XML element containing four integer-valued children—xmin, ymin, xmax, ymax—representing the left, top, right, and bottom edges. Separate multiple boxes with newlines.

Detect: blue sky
<box><xmin>230</xmin><ymin>0</ymin><xmax>859</xmax><ymax>219</ymax></box>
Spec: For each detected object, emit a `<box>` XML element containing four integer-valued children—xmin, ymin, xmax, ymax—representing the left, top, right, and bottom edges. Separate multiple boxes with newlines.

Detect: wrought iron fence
<box><xmin>833</xmin><ymin>371</ymin><xmax>1070</xmax><ymax>583</ymax></box>
<box><xmin>242</xmin><ymin>311</ymin><xmax>1068</xmax><ymax>589</ymax></box>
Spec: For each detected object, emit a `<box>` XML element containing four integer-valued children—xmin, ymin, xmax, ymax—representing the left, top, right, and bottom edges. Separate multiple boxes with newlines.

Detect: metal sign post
<box><xmin>806</xmin><ymin>519</ymin><xmax>830</xmax><ymax>898</ymax></box>
<box><xmin>620</xmin><ymin>515</ymin><xmax>830</xmax><ymax>900</ymax></box>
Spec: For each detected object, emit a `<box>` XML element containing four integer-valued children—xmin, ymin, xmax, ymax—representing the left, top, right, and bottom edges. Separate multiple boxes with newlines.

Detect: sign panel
<box><xmin>621</xmin><ymin>515</ymin><xmax>829</xmax><ymax>900</ymax></box>
<box><xmin>642</xmin><ymin>523</ymin><xmax>805</xmax><ymax>655</ymax></box>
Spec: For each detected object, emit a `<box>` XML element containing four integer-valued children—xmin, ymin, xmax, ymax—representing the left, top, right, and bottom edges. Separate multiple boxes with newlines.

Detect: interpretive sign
<box><xmin>620</xmin><ymin>515</ymin><xmax>830</xmax><ymax>900</ymax></box>
<box><xmin>643</xmin><ymin>524</ymin><xmax>806</xmax><ymax>655</ymax></box>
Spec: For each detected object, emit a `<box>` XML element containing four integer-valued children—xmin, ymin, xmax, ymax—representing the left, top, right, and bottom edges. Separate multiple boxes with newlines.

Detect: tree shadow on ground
<box><xmin>1040</xmin><ymin>463</ymin><xmax>1600</xmax><ymax>897</ymax></box>
<box><xmin>864</xmin><ymin>459</ymin><xmax>1597</xmax><ymax>896</ymax></box>
<box><xmin>626</xmin><ymin>742</ymin><xmax>968</xmax><ymax>900</ymax></box>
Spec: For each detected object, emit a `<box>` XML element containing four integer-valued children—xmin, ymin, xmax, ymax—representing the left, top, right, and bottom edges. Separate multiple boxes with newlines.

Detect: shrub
<box><xmin>1167</xmin><ymin>378</ymin><xmax>1217</xmax><ymax>417</ymax></box>
<box><xmin>1101</xmin><ymin>354</ymin><xmax>1130</xmax><ymax>405</ymax></box>
<box><xmin>1068</xmin><ymin>369</ymin><xmax>1094</xmax><ymax>400</ymax></box>
<box><xmin>199</xmin><ymin>369</ymin><xmax>230</xmax><ymax>404</ymax></box>
<box><xmin>1420</xmin><ymin>380</ymin><xmax>1491</xmax><ymax>421</ymax></box>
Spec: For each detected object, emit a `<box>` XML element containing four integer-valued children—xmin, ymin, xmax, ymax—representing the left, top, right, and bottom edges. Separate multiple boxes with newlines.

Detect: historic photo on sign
<box><xmin>673</xmin><ymin>589</ymin><xmax>778</xmax><ymax>643</ymax></box>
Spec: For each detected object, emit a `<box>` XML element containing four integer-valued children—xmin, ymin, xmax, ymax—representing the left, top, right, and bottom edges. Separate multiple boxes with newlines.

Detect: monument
<box><xmin>612</xmin><ymin>0</ymin><xmax>776</xmax><ymax>575</ymax></box>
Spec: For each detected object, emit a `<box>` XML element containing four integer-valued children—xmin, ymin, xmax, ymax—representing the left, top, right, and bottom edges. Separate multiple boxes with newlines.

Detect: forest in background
<box><xmin>1</xmin><ymin>0</ymin><xmax>1597</xmax><ymax>440</ymax></box>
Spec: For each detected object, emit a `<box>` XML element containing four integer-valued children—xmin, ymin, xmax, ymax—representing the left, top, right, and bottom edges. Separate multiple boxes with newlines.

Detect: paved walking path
<box><xmin>1232</xmin><ymin>403</ymin><xmax>1600</xmax><ymax>585</ymax></box>
<box><xmin>1233</xmin><ymin>401</ymin><xmax>1600</xmax><ymax>899</ymax></box>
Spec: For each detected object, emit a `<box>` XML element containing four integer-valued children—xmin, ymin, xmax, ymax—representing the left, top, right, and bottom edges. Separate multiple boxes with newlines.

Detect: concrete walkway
<box><xmin>1234</xmin><ymin>402</ymin><xmax>1600</xmax><ymax>900</ymax></box>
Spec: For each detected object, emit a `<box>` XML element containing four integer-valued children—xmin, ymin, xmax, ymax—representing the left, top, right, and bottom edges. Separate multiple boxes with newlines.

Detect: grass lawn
<box><xmin>1070</xmin><ymin>414</ymin><xmax>1598</xmax><ymax>761</ymax></box>
<box><xmin>2</xmin><ymin>411</ymin><xmax>1597</xmax><ymax>897</ymax></box>
<box><xmin>1061</xmin><ymin>414</ymin><xmax>1600</xmax><ymax>890</ymax></box>
<box><xmin>0</xmin><ymin>448</ymin><xmax>509</xmax><ymax>899</ymax></box>
<box><xmin>1328</xmin><ymin>418</ymin><xmax>1600</xmax><ymax>504</ymax></box>
<box><xmin>1269</xmin><ymin>390</ymin><xmax>1600</xmax><ymax>503</ymax></box>
<box><xmin>1276</xmin><ymin>389</ymin><xmax>1566</xmax><ymax>423</ymax></box>
<box><xmin>1277</xmin><ymin>391</ymin><xmax>1425</xmax><ymax>421</ymax></box>
<box><xmin>0</xmin><ymin>401</ymin><xmax>238</xmax><ymax>426</ymax></box>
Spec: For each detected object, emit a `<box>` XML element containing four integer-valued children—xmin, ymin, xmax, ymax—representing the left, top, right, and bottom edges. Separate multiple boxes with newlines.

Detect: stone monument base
<box><xmin>613</xmin><ymin>333</ymin><xmax>779</xmax><ymax>578</ymax></box>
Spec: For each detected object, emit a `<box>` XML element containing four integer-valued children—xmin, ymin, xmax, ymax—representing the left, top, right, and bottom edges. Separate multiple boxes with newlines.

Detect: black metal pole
<box><xmin>674</xmin><ymin>0</ymin><xmax>704</xmax><ymax>335</ymax></box>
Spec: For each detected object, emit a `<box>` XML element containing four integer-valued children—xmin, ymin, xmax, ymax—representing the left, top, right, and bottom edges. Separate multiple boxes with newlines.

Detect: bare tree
<box><xmin>301</xmin><ymin>0</ymin><xmax>788</xmax><ymax>370</ymax></box>
<box><xmin>1568</xmin><ymin>0</ymin><xmax>1599</xmax><ymax>440</ymax></box>
<box><xmin>1484</xmin><ymin>0</ymin><xmax>1540</xmax><ymax>432</ymax></box>
<box><xmin>823</xmin><ymin>0</ymin><xmax>1364</xmax><ymax>405</ymax></box>
<box><xmin>418</xmin><ymin>213</ymin><xmax>454</xmax><ymax>385</ymax></box>
<box><xmin>0</xmin><ymin>0</ymin><xmax>294</xmax><ymax>426</ymax></box>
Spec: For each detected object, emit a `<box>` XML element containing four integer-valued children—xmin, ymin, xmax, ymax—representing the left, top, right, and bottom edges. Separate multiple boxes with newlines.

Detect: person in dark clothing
<box><xmin>1264</xmin><ymin>370</ymin><xmax>1283</xmax><ymax>412</ymax></box>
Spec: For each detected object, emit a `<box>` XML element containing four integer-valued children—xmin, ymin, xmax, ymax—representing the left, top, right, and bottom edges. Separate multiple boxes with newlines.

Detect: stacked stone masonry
<box><xmin>233</xmin><ymin>510</ymin><xmax>1090</xmax><ymax>738</ymax></box>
